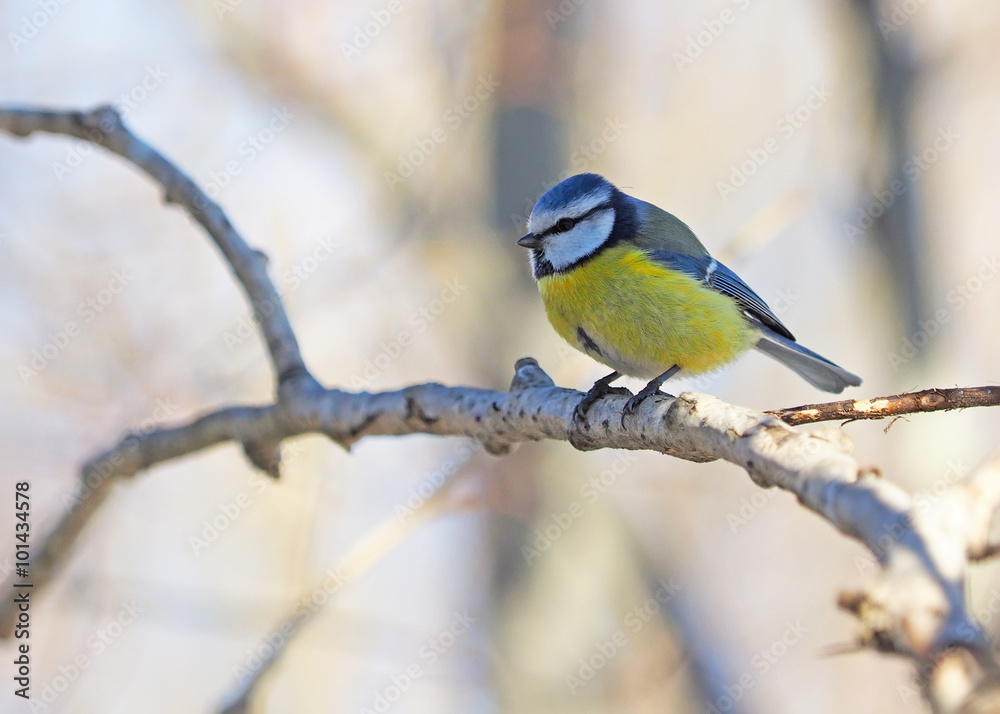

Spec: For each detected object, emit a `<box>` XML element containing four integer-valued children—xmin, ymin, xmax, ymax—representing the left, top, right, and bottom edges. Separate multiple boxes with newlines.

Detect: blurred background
<box><xmin>2</xmin><ymin>0</ymin><xmax>1000</xmax><ymax>711</ymax></box>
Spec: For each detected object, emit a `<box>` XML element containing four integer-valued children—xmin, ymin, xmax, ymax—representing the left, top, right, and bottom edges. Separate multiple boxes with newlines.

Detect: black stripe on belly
<box><xmin>576</xmin><ymin>326</ymin><xmax>603</xmax><ymax>357</ymax></box>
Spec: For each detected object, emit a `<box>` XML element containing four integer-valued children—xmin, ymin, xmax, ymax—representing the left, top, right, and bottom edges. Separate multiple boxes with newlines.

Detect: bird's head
<box><xmin>518</xmin><ymin>173</ymin><xmax>620</xmax><ymax>277</ymax></box>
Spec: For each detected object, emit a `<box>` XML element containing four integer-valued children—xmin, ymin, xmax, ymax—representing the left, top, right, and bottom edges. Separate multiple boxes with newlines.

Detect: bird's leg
<box><xmin>622</xmin><ymin>365</ymin><xmax>680</xmax><ymax>421</ymax></box>
<box><xmin>573</xmin><ymin>371</ymin><xmax>632</xmax><ymax>425</ymax></box>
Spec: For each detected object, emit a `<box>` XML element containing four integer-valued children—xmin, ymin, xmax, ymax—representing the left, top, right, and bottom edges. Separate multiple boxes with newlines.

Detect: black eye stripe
<box><xmin>539</xmin><ymin>201</ymin><xmax>613</xmax><ymax>238</ymax></box>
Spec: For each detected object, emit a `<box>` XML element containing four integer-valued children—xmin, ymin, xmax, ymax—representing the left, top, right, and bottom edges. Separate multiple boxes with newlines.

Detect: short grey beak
<box><xmin>517</xmin><ymin>233</ymin><xmax>542</xmax><ymax>249</ymax></box>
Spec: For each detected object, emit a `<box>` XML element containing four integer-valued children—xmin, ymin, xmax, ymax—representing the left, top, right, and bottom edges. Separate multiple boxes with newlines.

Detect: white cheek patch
<box><xmin>542</xmin><ymin>210</ymin><xmax>615</xmax><ymax>270</ymax></box>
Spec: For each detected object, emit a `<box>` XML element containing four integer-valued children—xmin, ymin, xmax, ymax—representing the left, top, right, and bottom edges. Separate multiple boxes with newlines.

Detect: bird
<box><xmin>516</xmin><ymin>173</ymin><xmax>861</xmax><ymax>422</ymax></box>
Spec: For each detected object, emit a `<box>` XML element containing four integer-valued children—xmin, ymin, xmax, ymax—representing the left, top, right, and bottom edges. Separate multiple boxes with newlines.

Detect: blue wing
<box><xmin>648</xmin><ymin>250</ymin><xmax>795</xmax><ymax>341</ymax></box>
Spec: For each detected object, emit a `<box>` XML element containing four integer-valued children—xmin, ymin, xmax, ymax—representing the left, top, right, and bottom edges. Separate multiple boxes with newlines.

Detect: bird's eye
<box><xmin>556</xmin><ymin>217</ymin><xmax>575</xmax><ymax>232</ymax></box>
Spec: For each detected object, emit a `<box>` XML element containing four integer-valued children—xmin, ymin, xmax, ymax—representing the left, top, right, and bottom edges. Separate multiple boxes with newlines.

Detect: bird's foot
<box><xmin>620</xmin><ymin>366</ymin><xmax>680</xmax><ymax>426</ymax></box>
<box><xmin>573</xmin><ymin>383</ymin><xmax>632</xmax><ymax>426</ymax></box>
<box><xmin>620</xmin><ymin>385</ymin><xmax>672</xmax><ymax>426</ymax></box>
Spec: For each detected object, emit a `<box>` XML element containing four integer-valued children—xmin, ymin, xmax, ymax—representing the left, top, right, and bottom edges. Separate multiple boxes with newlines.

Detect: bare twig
<box><xmin>0</xmin><ymin>105</ymin><xmax>316</xmax><ymax>392</ymax></box>
<box><xmin>768</xmin><ymin>386</ymin><xmax>1000</xmax><ymax>426</ymax></box>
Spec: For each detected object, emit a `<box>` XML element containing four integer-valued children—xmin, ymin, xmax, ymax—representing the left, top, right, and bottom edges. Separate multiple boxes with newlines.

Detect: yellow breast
<box><xmin>538</xmin><ymin>246</ymin><xmax>758</xmax><ymax>378</ymax></box>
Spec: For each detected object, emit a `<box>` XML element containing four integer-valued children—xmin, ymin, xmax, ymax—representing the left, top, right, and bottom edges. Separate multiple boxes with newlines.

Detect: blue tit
<box><xmin>516</xmin><ymin>173</ymin><xmax>861</xmax><ymax>420</ymax></box>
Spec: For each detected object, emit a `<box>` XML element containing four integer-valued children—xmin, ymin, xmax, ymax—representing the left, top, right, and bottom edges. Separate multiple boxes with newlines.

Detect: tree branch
<box><xmin>768</xmin><ymin>386</ymin><xmax>1000</xmax><ymax>426</ymax></box>
<box><xmin>0</xmin><ymin>105</ymin><xmax>316</xmax><ymax>393</ymax></box>
<box><xmin>4</xmin><ymin>104</ymin><xmax>1000</xmax><ymax>711</ymax></box>
<box><xmin>4</xmin><ymin>358</ymin><xmax>999</xmax><ymax>686</ymax></box>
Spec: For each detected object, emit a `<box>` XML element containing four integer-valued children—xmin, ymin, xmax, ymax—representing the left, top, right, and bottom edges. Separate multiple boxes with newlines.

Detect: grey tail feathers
<box><xmin>753</xmin><ymin>328</ymin><xmax>862</xmax><ymax>394</ymax></box>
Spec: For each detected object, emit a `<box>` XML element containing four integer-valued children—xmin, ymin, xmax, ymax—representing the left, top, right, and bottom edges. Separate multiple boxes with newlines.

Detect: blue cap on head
<box><xmin>533</xmin><ymin>173</ymin><xmax>615</xmax><ymax>213</ymax></box>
